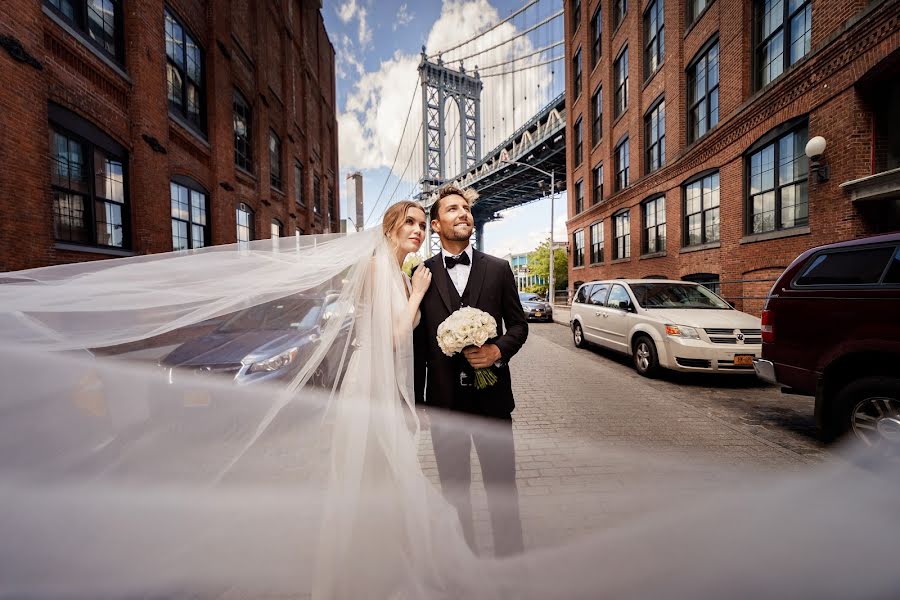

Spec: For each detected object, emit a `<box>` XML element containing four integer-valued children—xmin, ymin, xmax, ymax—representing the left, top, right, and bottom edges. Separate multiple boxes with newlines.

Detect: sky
<box><xmin>322</xmin><ymin>0</ymin><xmax>568</xmax><ymax>258</ymax></box>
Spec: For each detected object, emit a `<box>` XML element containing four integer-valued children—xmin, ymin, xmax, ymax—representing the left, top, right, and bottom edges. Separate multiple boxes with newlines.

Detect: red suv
<box><xmin>753</xmin><ymin>233</ymin><xmax>900</xmax><ymax>448</ymax></box>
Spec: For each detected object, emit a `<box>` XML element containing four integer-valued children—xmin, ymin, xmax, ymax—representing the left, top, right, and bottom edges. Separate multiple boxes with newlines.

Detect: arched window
<box><xmin>236</xmin><ymin>203</ymin><xmax>254</xmax><ymax>243</ymax></box>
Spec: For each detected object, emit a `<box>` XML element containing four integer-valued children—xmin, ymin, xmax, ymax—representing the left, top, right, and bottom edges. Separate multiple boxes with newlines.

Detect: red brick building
<box><xmin>563</xmin><ymin>0</ymin><xmax>899</xmax><ymax>313</ymax></box>
<box><xmin>0</xmin><ymin>0</ymin><xmax>339</xmax><ymax>272</ymax></box>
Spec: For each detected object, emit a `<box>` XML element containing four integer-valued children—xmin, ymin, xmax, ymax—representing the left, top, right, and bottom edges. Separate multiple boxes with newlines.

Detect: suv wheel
<box><xmin>633</xmin><ymin>335</ymin><xmax>660</xmax><ymax>378</ymax></box>
<box><xmin>573</xmin><ymin>322</ymin><xmax>587</xmax><ymax>348</ymax></box>
<box><xmin>835</xmin><ymin>376</ymin><xmax>900</xmax><ymax>449</ymax></box>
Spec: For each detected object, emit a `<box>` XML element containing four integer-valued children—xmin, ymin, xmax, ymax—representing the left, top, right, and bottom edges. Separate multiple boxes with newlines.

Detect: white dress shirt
<box><xmin>441</xmin><ymin>244</ymin><xmax>473</xmax><ymax>297</ymax></box>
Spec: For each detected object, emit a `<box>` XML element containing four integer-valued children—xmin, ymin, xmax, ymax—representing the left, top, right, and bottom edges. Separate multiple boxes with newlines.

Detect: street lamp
<box><xmin>500</xmin><ymin>152</ymin><xmax>558</xmax><ymax>304</ymax></box>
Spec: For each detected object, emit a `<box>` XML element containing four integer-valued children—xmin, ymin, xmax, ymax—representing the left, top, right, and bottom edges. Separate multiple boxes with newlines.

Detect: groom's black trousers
<box><xmin>430</xmin><ymin>414</ymin><xmax>524</xmax><ymax>556</ymax></box>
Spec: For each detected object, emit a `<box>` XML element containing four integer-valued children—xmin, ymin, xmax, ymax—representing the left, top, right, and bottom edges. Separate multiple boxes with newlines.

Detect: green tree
<box><xmin>527</xmin><ymin>238</ymin><xmax>568</xmax><ymax>296</ymax></box>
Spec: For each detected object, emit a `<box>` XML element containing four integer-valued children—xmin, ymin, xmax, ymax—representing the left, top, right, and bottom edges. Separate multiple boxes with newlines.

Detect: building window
<box><xmin>572</xmin><ymin>0</ymin><xmax>582</xmax><ymax>32</ymax></box>
<box><xmin>642</xmin><ymin>195</ymin><xmax>667</xmax><ymax>254</ymax></box>
<box><xmin>236</xmin><ymin>203</ymin><xmax>254</xmax><ymax>243</ymax></box>
<box><xmin>233</xmin><ymin>90</ymin><xmax>252</xmax><ymax>171</ymax></box>
<box><xmin>50</xmin><ymin>126</ymin><xmax>127</xmax><ymax>248</ymax></box>
<box><xmin>614</xmin><ymin>46</ymin><xmax>628</xmax><ymax>118</ymax></box>
<box><xmin>591</xmin><ymin>86</ymin><xmax>602</xmax><ymax>144</ymax></box>
<box><xmin>573</xmin><ymin>229</ymin><xmax>585</xmax><ymax>267</ymax></box>
<box><xmin>328</xmin><ymin>187</ymin><xmax>336</xmax><ymax>226</ymax></box>
<box><xmin>592</xmin><ymin>163</ymin><xmax>603</xmax><ymax>205</ymax></box>
<box><xmin>269</xmin><ymin>130</ymin><xmax>282</xmax><ymax>189</ymax></box>
<box><xmin>614</xmin><ymin>137</ymin><xmax>630</xmax><ymax>191</ymax></box>
<box><xmin>748</xmin><ymin>122</ymin><xmax>808</xmax><ymax>234</ymax></box>
<box><xmin>645</xmin><ymin>98</ymin><xmax>665</xmax><ymax>173</ymax></box>
<box><xmin>613</xmin><ymin>210</ymin><xmax>631</xmax><ymax>259</ymax></box>
<box><xmin>687</xmin><ymin>38</ymin><xmax>719</xmax><ymax>143</ymax></box>
<box><xmin>574</xmin><ymin>116</ymin><xmax>583</xmax><ymax>167</ymax></box>
<box><xmin>684</xmin><ymin>171</ymin><xmax>720</xmax><ymax>246</ymax></box>
<box><xmin>574</xmin><ymin>179</ymin><xmax>584</xmax><ymax>214</ymax></box>
<box><xmin>45</xmin><ymin>0</ymin><xmax>123</xmax><ymax>61</ymax></box>
<box><xmin>687</xmin><ymin>0</ymin><xmax>710</xmax><ymax>25</ymax></box>
<box><xmin>165</xmin><ymin>9</ymin><xmax>204</xmax><ymax>132</ymax></box>
<box><xmin>613</xmin><ymin>0</ymin><xmax>627</xmax><ymax>30</ymax></box>
<box><xmin>754</xmin><ymin>0</ymin><xmax>812</xmax><ymax>90</ymax></box>
<box><xmin>572</xmin><ymin>48</ymin><xmax>583</xmax><ymax>99</ymax></box>
<box><xmin>590</xmin><ymin>221</ymin><xmax>604</xmax><ymax>264</ymax></box>
<box><xmin>590</xmin><ymin>5</ymin><xmax>602</xmax><ymax>67</ymax></box>
<box><xmin>170</xmin><ymin>180</ymin><xmax>208</xmax><ymax>251</ymax></box>
<box><xmin>271</xmin><ymin>218</ymin><xmax>282</xmax><ymax>238</ymax></box>
<box><xmin>314</xmin><ymin>175</ymin><xmax>322</xmax><ymax>215</ymax></box>
<box><xmin>683</xmin><ymin>272</ymin><xmax>721</xmax><ymax>295</ymax></box>
<box><xmin>643</xmin><ymin>0</ymin><xmax>664</xmax><ymax>79</ymax></box>
<box><xmin>294</xmin><ymin>162</ymin><xmax>305</xmax><ymax>205</ymax></box>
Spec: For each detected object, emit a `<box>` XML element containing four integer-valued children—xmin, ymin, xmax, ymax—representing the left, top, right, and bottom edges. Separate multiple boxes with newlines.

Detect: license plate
<box><xmin>184</xmin><ymin>390</ymin><xmax>211</xmax><ymax>407</ymax></box>
<box><xmin>733</xmin><ymin>355</ymin><xmax>754</xmax><ymax>366</ymax></box>
<box><xmin>534</xmin><ymin>311</ymin><xmax>542</xmax><ymax>317</ymax></box>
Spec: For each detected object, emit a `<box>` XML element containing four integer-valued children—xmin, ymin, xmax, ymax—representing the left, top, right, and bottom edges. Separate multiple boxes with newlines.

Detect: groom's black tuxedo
<box><xmin>413</xmin><ymin>248</ymin><xmax>528</xmax><ymax>417</ymax></box>
<box><xmin>413</xmin><ymin>246</ymin><xmax>527</xmax><ymax>556</ymax></box>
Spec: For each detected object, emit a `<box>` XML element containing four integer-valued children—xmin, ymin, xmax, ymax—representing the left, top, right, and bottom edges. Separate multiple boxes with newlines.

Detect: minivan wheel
<box><xmin>633</xmin><ymin>335</ymin><xmax>660</xmax><ymax>378</ymax></box>
<box><xmin>836</xmin><ymin>377</ymin><xmax>900</xmax><ymax>450</ymax></box>
<box><xmin>573</xmin><ymin>322</ymin><xmax>587</xmax><ymax>348</ymax></box>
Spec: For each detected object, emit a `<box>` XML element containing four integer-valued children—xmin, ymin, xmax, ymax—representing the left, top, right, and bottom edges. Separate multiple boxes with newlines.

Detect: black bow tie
<box><xmin>444</xmin><ymin>253</ymin><xmax>470</xmax><ymax>269</ymax></box>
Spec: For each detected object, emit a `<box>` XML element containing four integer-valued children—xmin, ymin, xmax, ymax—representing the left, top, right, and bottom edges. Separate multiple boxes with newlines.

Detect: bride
<box><xmin>1</xmin><ymin>200</ymin><xmax>899</xmax><ymax>599</ymax></box>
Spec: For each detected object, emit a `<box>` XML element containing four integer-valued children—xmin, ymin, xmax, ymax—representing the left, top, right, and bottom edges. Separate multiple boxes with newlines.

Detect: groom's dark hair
<box><xmin>430</xmin><ymin>184</ymin><xmax>479</xmax><ymax>222</ymax></box>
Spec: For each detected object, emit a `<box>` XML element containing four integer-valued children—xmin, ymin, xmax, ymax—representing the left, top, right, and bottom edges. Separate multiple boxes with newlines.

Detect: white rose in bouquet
<box><xmin>436</xmin><ymin>307</ymin><xmax>499</xmax><ymax>389</ymax></box>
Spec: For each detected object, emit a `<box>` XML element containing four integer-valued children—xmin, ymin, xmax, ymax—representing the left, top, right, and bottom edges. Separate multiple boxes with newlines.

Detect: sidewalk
<box><xmin>551</xmin><ymin>304</ymin><xmax>569</xmax><ymax>327</ymax></box>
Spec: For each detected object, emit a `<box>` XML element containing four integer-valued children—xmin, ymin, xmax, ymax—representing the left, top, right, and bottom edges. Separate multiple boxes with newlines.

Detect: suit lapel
<box><xmin>465</xmin><ymin>250</ymin><xmax>487</xmax><ymax>308</ymax></box>
<box><xmin>428</xmin><ymin>255</ymin><xmax>454</xmax><ymax>314</ymax></box>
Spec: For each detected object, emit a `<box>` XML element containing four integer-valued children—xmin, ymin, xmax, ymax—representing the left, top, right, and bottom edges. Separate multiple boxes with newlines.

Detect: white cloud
<box><xmin>337</xmin><ymin>0</ymin><xmax>358</xmax><ymax>23</ymax></box>
<box><xmin>336</xmin><ymin>0</ymin><xmax>372</xmax><ymax>49</ymax></box>
<box><xmin>393</xmin><ymin>4</ymin><xmax>414</xmax><ymax>31</ymax></box>
<box><xmin>357</xmin><ymin>7</ymin><xmax>372</xmax><ymax>47</ymax></box>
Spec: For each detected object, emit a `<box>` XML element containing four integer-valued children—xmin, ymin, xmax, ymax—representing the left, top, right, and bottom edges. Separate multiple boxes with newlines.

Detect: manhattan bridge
<box><xmin>364</xmin><ymin>0</ymin><xmax>568</xmax><ymax>255</ymax></box>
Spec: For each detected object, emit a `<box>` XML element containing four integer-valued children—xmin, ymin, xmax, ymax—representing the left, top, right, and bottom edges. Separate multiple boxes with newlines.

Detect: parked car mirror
<box><xmin>619</xmin><ymin>301</ymin><xmax>633</xmax><ymax>312</ymax></box>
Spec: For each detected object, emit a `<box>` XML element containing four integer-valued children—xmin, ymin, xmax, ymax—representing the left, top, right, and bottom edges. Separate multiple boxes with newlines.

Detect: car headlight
<box><xmin>665</xmin><ymin>324</ymin><xmax>700</xmax><ymax>339</ymax></box>
<box><xmin>246</xmin><ymin>347</ymin><xmax>299</xmax><ymax>374</ymax></box>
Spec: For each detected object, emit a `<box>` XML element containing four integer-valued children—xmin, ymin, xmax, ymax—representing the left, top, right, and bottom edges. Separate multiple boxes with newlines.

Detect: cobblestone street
<box><xmin>514</xmin><ymin>323</ymin><xmax>828</xmax><ymax>463</ymax></box>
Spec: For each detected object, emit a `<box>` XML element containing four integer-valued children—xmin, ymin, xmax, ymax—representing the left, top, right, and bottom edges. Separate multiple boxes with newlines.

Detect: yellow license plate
<box><xmin>733</xmin><ymin>355</ymin><xmax>754</xmax><ymax>366</ymax></box>
<box><xmin>534</xmin><ymin>311</ymin><xmax>542</xmax><ymax>317</ymax></box>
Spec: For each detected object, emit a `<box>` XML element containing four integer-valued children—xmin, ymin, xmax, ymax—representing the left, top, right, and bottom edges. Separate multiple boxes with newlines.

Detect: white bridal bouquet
<box><xmin>436</xmin><ymin>306</ymin><xmax>499</xmax><ymax>389</ymax></box>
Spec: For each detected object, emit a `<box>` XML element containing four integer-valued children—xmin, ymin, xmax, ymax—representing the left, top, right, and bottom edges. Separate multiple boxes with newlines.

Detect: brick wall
<box><xmin>0</xmin><ymin>0</ymin><xmax>339</xmax><ymax>272</ymax></box>
<box><xmin>563</xmin><ymin>0</ymin><xmax>900</xmax><ymax>313</ymax></box>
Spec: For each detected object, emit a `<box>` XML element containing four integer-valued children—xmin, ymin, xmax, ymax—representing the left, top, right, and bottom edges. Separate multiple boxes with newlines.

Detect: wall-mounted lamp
<box><xmin>804</xmin><ymin>136</ymin><xmax>829</xmax><ymax>182</ymax></box>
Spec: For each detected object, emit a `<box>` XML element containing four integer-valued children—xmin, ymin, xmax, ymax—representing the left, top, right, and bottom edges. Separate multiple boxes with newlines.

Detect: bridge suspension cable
<box><xmin>426</xmin><ymin>0</ymin><xmax>540</xmax><ymax>59</ymax></box>
<box><xmin>384</xmin><ymin>120</ymin><xmax>425</xmax><ymax>209</ymax></box>
<box><xmin>448</xmin><ymin>10</ymin><xmax>562</xmax><ymax>66</ymax></box>
<box><xmin>480</xmin><ymin>55</ymin><xmax>564</xmax><ymax>78</ymax></box>
<box><xmin>365</xmin><ymin>81</ymin><xmax>420</xmax><ymax>227</ymax></box>
<box><xmin>476</xmin><ymin>40</ymin><xmax>564</xmax><ymax>71</ymax></box>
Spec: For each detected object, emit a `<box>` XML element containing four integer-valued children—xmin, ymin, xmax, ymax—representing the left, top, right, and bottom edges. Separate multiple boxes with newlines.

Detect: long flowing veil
<box><xmin>1</xmin><ymin>230</ymin><xmax>899</xmax><ymax>598</ymax></box>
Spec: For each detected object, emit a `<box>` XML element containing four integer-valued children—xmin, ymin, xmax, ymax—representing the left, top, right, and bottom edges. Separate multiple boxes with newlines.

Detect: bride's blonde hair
<box><xmin>382</xmin><ymin>201</ymin><xmax>426</xmax><ymax>238</ymax></box>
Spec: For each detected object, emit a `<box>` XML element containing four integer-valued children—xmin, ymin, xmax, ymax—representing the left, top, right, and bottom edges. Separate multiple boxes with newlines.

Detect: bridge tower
<box><xmin>417</xmin><ymin>48</ymin><xmax>483</xmax><ymax>256</ymax></box>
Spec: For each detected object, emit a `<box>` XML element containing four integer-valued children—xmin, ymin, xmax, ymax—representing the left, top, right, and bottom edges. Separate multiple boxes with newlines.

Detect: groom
<box><xmin>413</xmin><ymin>184</ymin><xmax>528</xmax><ymax>556</ymax></box>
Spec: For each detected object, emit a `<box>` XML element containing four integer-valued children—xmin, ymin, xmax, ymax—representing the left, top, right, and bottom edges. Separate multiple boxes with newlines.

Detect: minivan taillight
<box><xmin>761</xmin><ymin>309</ymin><xmax>774</xmax><ymax>344</ymax></box>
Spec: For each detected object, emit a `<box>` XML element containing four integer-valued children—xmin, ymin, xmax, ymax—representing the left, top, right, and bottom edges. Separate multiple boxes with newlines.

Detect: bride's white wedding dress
<box><xmin>0</xmin><ymin>228</ymin><xmax>898</xmax><ymax>599</ymax></box>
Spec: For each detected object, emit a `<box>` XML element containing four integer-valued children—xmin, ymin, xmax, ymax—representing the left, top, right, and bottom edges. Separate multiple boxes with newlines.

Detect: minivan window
<box><xmin>575</xmin><ymin>285</ymin><xmax>591</xmax><ymax>304</ymax></box>
<box><xmin>884</xmin><ymin>248</ymin><xmax>900</xmax><ymax>284</ymax></box>
<box><xmin>630</xmin><ymin>282</ymin><xmax>730</xmax><ymax>309</ymax></box>
<box><xmin>794</xmin><ymin>246</ymin><xmax>896</xmax><ymax>286</ymax></box>
<box><xmin>589</xmin><ymin>284</ymin><xmax>610</xmax><ymax>305</ymax></box>
<box><xmin>605</xmin><ymin>285</ymin><xmax>631</xmax><ymax>309</ymax></box>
